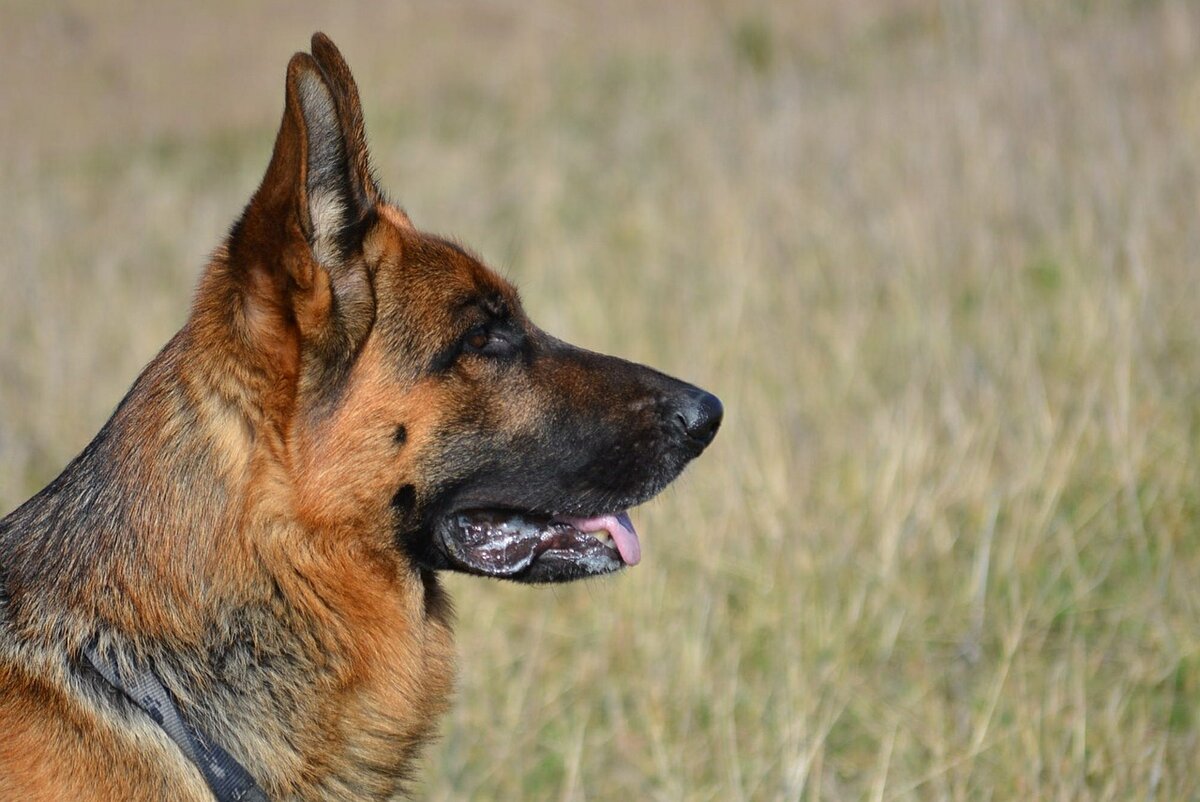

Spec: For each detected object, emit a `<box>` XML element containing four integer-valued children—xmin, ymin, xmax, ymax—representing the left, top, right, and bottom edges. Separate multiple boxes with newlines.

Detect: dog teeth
<box><xmin>586</xmin><ymin>529</ymin><xmax>615</xmax><ymax>547</ymax></box>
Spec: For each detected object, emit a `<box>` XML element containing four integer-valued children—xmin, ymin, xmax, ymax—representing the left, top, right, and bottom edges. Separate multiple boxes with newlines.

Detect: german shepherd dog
<box><xmin>0</xmin><ymin>34</ymin><xmax>721</xmax><ymax>800</ymax></box>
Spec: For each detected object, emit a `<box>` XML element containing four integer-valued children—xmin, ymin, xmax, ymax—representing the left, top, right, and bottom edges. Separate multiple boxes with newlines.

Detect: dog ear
<box><xmin>245</xmin><ymin>50</ymin><xmax>373</xmax><ymax>276</ymax></box>
<box><xmin>230</xmin><ymin>47</ymin><xmax>376</xmax><ymax>406</ymax></box>
<box><xmin>310</xmin><ymin>33</ymin><xmax>380</xmax><ymax>209</ymax></box>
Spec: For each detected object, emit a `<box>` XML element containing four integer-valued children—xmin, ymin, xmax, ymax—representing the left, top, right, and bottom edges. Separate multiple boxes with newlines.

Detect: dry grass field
<box><xmin>3</xmin><ymin>1</ymin><xmax>1200</xmax><ymax>799</ymax></box>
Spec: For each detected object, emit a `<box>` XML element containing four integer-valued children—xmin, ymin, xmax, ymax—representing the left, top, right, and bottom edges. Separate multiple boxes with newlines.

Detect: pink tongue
<box><xmin>559</xmin><ymin>512</ymin><xmax>641</xmax><ymax>566</ymax></box>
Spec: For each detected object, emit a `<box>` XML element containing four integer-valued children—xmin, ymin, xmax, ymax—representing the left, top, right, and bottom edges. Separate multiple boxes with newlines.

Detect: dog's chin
<box><xmin>428</xmin><ymin>509</ymin><xmax>640</xmax><ymax>584</ymax></box>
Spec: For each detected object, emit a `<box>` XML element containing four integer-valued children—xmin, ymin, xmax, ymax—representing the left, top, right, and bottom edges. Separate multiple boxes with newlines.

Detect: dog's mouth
<box><xmin>432</xmin><ymin>509</ymin><xmax>640</xmax><ymax>583</ymax></box>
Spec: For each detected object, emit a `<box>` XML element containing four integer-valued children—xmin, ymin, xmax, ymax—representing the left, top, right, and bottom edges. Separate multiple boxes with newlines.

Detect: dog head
<box><xmin>205</xmin><ymin>34</ymin><xmax>721</xmax><ymax>583</ymax></box>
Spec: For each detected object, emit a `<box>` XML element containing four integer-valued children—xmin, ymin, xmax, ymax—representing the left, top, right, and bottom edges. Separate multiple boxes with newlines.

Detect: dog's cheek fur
<box><xmin>290</xmin><ymin>341</ymin><xmax>447</xmax><ymax>539</ymax></box>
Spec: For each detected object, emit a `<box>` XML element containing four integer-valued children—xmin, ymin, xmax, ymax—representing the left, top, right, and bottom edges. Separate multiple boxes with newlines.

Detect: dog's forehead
<box><xmin>381</xmin><ymin>228</ymin><xmax>518</xmax><ymax>310</ymax></box>
<box><xmin>369</xmin><ymin>224</ymin><xmax>523</xmax><ymax>367</ymax></box>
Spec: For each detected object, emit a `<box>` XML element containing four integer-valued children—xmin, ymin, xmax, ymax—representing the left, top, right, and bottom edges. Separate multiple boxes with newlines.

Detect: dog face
<box><xmin>222</xmin><ymin>36</ymin><xmax>721</xmax><ymax>584</ymax></box>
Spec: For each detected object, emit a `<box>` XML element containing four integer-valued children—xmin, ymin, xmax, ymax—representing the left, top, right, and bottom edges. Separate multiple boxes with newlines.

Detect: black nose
<box><xmin>676</xmin><ymin>388</ymin><xmax>723</xmax><ymax>448</ymax></box>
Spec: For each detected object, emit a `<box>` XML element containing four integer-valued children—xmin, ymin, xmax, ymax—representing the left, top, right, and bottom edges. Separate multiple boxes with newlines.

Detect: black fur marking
<box><xmin>393</xmin><ymin>424</ymin><xmax>408</xmax><ymax>446</ymax></box>
<box><xmin>391</xmin><ymin>484</ymin><xmax>416</xmax><ymax>514</ymax></box>
<box><xmin>479</xmin><ymin>293</ymin><xmax>509</xmax><ymax>320</ymax></box>
<box><xmin>420</xmin><ymin>569</ymin><xmax>452</xmax><ymax>622</ymax></box>
<box><xmin>335</xmin><ymin>206</ymin><xmax>378</xmax><ymax>262</ymax></box>
<box><xmin>427</xmin><ymin>339</ymin><xmax>465</xmax><ymax>375</ymax></box>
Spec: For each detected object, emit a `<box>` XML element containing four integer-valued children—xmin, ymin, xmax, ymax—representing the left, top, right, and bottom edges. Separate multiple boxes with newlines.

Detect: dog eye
<box><xmin>465</xmin><ymin>329</ymin><xmax>490</xmax><ymax>351</ymax></box>
<box><xmin>462</xmin><ymin>326</ymin><xmax>516</xmax><ymax>359</ymax></box>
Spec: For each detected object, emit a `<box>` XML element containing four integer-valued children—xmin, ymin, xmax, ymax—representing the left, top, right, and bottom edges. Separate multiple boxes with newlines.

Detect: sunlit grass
<box><xmin>2</xmin><ymin>2</ymin><xmax>1199</xmax><ymax>799</ymax></box>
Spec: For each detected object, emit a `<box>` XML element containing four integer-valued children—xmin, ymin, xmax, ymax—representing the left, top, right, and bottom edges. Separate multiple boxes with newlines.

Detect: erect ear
<box><xmin>231</xmin><ymin>45</ymin><xmax>376</xmax><ymax>404</ymax></box>
<box><xmin>310</xmin><ymin>32</ymin><xmax>380</xmax><ymax>209</ymax></box>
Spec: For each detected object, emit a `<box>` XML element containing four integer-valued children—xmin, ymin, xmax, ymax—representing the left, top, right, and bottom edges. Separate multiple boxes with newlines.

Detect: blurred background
<box><xmin>3</xmin><ymin>1</ymin><xmax>1200</xmax><ymax>798</ymax></box>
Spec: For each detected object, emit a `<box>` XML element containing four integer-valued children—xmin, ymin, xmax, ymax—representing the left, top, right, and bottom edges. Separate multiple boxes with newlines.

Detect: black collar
<box><xmin>84</xmin><ymin>641</ymin><xmax>269</xmax><ymax>802</ymax></box>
